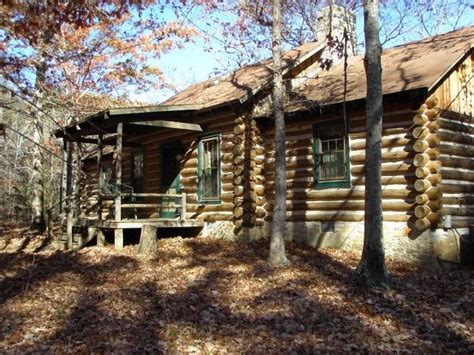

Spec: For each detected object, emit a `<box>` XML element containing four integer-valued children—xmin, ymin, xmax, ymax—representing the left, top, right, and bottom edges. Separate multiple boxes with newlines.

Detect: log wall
<box><xmin>407</xmin><ymin>97</ymin><xmax>443</xmax><ymax>233</ymax></box>
<box><xmin>438</xmin><ymin>112</ymin><xmax>474</xmax><ymax>228</ymax></box>
<box><xmin>262</xmin><ymin>108</ymin><xmax>417</xmax><ymax>227</ymax></box>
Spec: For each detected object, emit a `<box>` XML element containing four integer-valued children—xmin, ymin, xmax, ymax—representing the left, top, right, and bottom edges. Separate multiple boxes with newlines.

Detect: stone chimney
<box><xmin>316</xmin><ymin>4</ymin><xmax>357</xmax><ymax>62</ymax></box>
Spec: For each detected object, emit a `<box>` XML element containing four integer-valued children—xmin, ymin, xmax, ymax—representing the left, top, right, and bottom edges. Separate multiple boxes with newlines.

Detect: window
<box><xmin>131</xmin><ymin>150</ymin><xmax>144</xmax><ymax>193</ymax></box>
<box><xmin>198</xmin><ymin>133</ymin><xmax>221</xmax><ymax>203</ymax></box>
<box><xmin>101</xmin><ymin>164</ymin><xmax>116</xmax><ymax>194</ymax></box>
<box><xmin>313</xmin><ymin>122</ymin><xmax>350</xmax><ymax>189</ymax></box>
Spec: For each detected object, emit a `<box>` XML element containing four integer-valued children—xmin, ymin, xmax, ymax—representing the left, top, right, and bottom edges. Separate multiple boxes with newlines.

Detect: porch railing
<box><xmin>99</xmin><ymin>192</ymin><xmax>187</xmax><ymax>221</ymax></box>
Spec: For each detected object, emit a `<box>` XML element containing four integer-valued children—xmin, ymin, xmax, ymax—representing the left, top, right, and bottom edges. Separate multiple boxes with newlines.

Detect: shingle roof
<box><xmin>164</xmin><ymin>41</ymin><xmax>324</xmax><ymax>109</ymax></box>
<box><xmin>286</xmin><ymin>25</ymin><xmax>474</xmax><ymax>112</ymax></box>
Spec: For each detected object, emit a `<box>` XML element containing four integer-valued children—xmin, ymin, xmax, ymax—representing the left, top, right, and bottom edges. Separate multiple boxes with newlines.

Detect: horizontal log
<box><xmin>186</xmin><ymin>192</ymin><xmax>233</xmax><ymax>204</ymax></box>
<box><xmin>439</xmin><ymin>117</ymin><xmax>474</xmax><ymax>134</ymax></box>
<box><xmin>442</xmin><ymin>184</ymin><xmax>474</xmax><ymax>194</ymax></box>
<box><xmin>441</xmin><ymin>168</ymin><xmax>474</xmax><ymax>182</ymax></box>
<box><xmin>349</xmin><ymin>127</ymin><xmax>408</xmax><ymax>140</ymax></box>
<box><xmin>442</xmin><ymin>195</ymin><xmax>474</xmax><ymax>205</ymax></box>
<box><xmin>264</xmin><ymin>199</ymin><xmax>414</xmax><ymax>212</ymax></box>
<box><xmin>264</xmin><ymin>211</ymin><xmax>410</xmax><ymax>222</ymax></box>
<box><xmin>264</xmin><ymin>157</ymin><xmax>312</xmax><ymax>170</ymax></box>
<box><xmin>265</xmin><ymin>139</ymin><xmax>313</xmax><ymax>151</ymax></box>
<box><xmin>195</xmin><ymin>212</ymin><xmax>234</xmax><ymax>222</ymax></box>
<box><xmin>187</xmin><ymin>204</ymin><xmax>233</xmax><ymax>213</ymax></box>
<box><xmin>439</xmin><ymin>142</ymin><xmax>474</xmax><ymax>158</ymax></box>
<box><xmin>265</xmin><ymin>154</ymin><xmax>313</xmax><ymax>166</ymax></box>
<box><xmin>351</xmin><ymin>174</ymin><xmax>416</xmax><ymax>186</ymax></box>
<box><xmin>350</xmin><ymin>134</ymin><xmax>411</xmax><ymax>151</ymax></box>
<box><xmin>265</xmin><ymin>167</ymin><xmax>313</xmax><ymax>179</ymax></box>
<box><xmin>351</xmin><ymin>149</ymin><xmax>415</xmax><ymax>163</ymax></box>
<box><xmin>181</xmin><ymin>167</ymin><xmax>197</xmax><ymax>177</ymax></box>
<box><xmin>439</xmin><ymin>155</ymin><xmax>474</xmax><ymax>170</ymax></box>
<box><xmin>438</xmin><ymin>129</ymin><xmax>474</xmax><ymax>145</ymax></box>
<box><xmin>351</xmin><ymin>162</ymin><xmax>414</xmax><ymax>175</ymax></box>
<box><xmin>443</xmin><ymin>205</ymin><xmax>474</xmax><ymax>216</ymax></box>
<box><xmin>265</xmin><ymin>187</ymin><xmax>415</xmax><ymax>200</ymax></box>
<box><xmin>182</xmin><ymin>158</ymin><xmax>198</xmax><ymax>169</ymax></box>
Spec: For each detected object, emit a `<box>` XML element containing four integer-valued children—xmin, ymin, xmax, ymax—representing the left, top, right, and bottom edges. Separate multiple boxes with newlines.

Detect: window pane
<box><xmin>200</xmin><ymin>136</ymin><xmax>220</xmax><ymax>201</ymax></box>
<box><xmin>318</xmin><ymin>125</ymin><xmax>346</xmax><ymax>181</ymax></box>
<box><xmin>133</xmin><ymin>153</ymin><xmax>143</xmax><ymax>178</ymax></box>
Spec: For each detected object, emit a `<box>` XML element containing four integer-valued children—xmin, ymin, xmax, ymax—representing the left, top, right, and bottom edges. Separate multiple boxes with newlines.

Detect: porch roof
<box><xmin>55</xmin><ymin>104</ymin><xmax>203</xmax><ymax>139</ymax></box>
<box><xmin>55</xmin><ymin>41</ymin><xmax>325</xmax><ymax>140</ymax></box>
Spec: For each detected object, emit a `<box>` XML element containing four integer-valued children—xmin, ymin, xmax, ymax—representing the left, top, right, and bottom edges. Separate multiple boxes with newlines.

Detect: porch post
<box><xmin>66</xmin><ymin>140</ymin><xmax>74</xmax><ymax>249</ymax></box>
<box><xmin>97</xmin><ymin>134</ymin><xmax>103</xmax><ymax>221</ymax></box>
<box><xmin>114</xmin><ymin>123</ymin><xmax>123</xmax><ymax>251</ymax></box>
<box><xmin>59</xmin><ymin>138</ymin><xmax>66</xmax><ymax>214</ymax></box>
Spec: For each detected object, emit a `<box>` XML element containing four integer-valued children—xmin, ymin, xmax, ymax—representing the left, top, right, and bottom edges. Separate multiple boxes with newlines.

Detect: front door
<box><xmin>160</xmin><ymin>142</ymin><xmax>184</xmax><ymax>218</ymax></box>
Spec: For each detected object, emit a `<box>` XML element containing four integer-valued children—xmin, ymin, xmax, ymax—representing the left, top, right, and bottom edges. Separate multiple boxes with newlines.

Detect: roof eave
<box><xmin>427</xmin><ymin>44</ymin><xmax>474</xmax><ymax>93</ymax></box>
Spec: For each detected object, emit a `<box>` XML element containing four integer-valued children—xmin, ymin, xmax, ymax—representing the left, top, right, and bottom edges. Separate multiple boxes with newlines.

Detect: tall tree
<box><xmin>0</xmin><ymin>1</ymin><xmax>196</xmax><ymax>231</ymax></box>
<box><xmin>180</xmin><ymin>1</ymin><xmax>470</xmax><ymax>76</ymax></box>
<box><xmin>268</xmin><ymin>0</ymin><xmax>289</xmax><ymax>267</ymax></box>
<box><xmin>354</xmin><ymin>0</ymin><xmax>388</xmax><ymax>287</ymax></box>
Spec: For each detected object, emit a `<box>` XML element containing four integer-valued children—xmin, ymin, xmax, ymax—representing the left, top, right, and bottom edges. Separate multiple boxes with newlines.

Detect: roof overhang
<box><xmin>428</xmin><ymin>44</ymin><xmax>474</xmax><ymax>93</ymax></box>
<box><xmin>55</xmin><ymin>104</ymin><xmax>203</xmax><ymax>139</ymax></box>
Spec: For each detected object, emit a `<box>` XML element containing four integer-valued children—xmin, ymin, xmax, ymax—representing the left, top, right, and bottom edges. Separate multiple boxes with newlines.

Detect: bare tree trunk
<box><xmin>30</xmin><ymin>57</ymin><xmax>47</xmax><ymax>233</ymax></box>
<box><xmin>268</xmin><ymin>0</ymin><xmax>289</xmax><ymax>267</ymax></box>
<box><xmin>355</xmin><ymin>0</ymin><xmax>388</xmax><ymax>287</ymax></box>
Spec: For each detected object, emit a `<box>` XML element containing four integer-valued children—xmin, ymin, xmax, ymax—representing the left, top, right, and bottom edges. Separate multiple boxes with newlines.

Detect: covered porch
<box><xmin>55</xmin><ymin>104</ymin><xmax>205</xmax><ymax>251</ymax></box>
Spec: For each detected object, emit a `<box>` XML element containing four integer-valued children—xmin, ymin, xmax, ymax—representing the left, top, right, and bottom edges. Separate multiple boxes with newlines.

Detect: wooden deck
<box><xmin>61</xmin><ymin>218</ymin><xmax>205</xmax><ymax>251</ymax></box>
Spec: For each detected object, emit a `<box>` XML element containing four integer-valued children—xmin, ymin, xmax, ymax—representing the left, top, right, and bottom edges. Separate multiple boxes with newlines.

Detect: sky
<box><xmin>3</xmin><ymin>1</ymin><xmax>471</xmax><ymax>105</ymax></box>
<box><xmin>127</xmin><ymin>1</ymin><xmax>474</xmax><ymax>104</ymax></box>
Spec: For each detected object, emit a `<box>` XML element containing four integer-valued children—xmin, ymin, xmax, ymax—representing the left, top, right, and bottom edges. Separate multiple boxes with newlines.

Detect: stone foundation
<box><xmin>270</xmin><ymin>221</ymin><xmax>467</xmax><ymax>269</ymax></box>
<box><xmin>198</xmin><ymin>221</ymin><xmax>236</xmax><ymax>239</ymax></box>
<box><xmin>200</xmin><ymin>220</ymin><xmax>467</xmax><ymax>269</ymax></box>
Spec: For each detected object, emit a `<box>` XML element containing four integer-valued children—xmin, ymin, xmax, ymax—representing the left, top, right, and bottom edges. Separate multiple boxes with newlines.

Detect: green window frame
<box><xmin>197</xmin><ymin>133</ymin><xmax>221</xmax><ymax>204</ymax></box>
<box><xmin>313</xmin><ymin>120</ymin><xmax>351</xmax><ymax>189</ymax></box>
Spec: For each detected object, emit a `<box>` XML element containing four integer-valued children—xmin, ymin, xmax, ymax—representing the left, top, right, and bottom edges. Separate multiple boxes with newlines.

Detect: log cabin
<box><xmin>55</xmin><ymin>7</ymin><xmax>474</xmax><ymax>266</ymax></box>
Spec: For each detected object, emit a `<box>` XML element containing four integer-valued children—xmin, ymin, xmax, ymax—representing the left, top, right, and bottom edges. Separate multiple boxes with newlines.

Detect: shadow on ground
<box><xmin>0</xmin><ymin>228</ymin><xmax>473</xmax><ymax>352</ymax></box>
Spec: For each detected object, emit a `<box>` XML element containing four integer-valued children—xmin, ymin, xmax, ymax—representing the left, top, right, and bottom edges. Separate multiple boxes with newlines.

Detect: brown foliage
<box><xmin>0</xmin><ymin>227</ymin><xmax>473</xmax><ymax>352</ymax></box>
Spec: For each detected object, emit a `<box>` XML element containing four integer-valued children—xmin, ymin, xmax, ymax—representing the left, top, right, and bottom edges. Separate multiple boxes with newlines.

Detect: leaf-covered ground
<box><xmin>0</xmin><ymin>224</ymin><xmax>473</xmax><ymax>353</ymax></box>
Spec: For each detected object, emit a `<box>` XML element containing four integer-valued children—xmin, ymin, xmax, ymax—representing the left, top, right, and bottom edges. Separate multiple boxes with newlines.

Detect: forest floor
<box><xmin>0</xmin><ymin>223</ymin><xmax>473</xmax><ymax>353</ymax></box>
